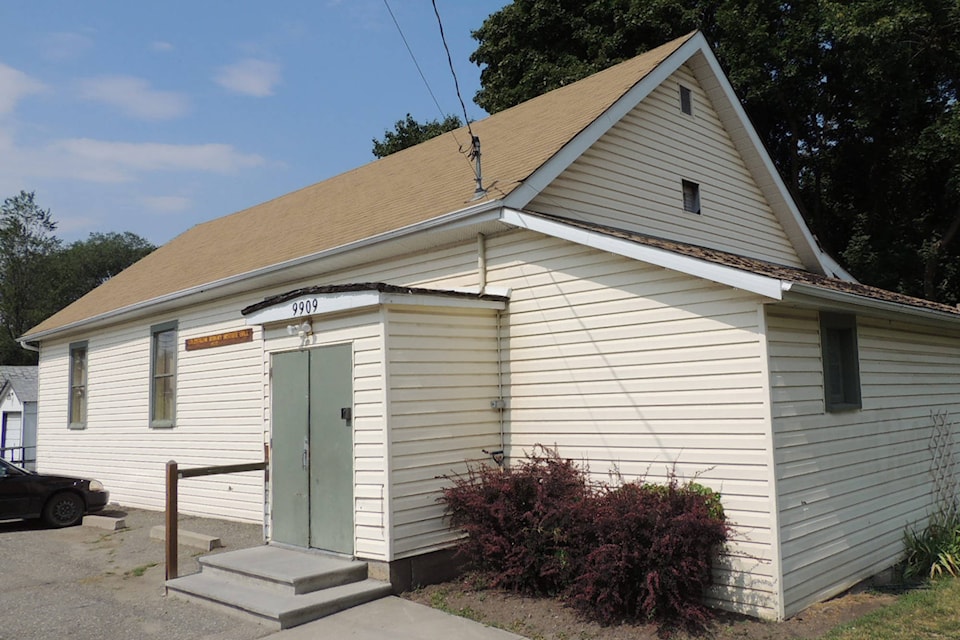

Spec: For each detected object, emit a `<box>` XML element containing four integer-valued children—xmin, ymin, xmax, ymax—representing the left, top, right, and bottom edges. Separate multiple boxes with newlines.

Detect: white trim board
<box><xmin>500</xmin><ymin>208</ymin><xmax>785</xmax><ymax>300</ymax></box>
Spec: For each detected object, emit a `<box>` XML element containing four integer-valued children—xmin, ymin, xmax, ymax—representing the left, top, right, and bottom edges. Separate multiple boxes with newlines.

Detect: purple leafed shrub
<box><xmin>439</xmin><ymin>445</ymin><xmax>592</xmax><ymax>594</ymax></box>
<box><xmin>569</xmin><ymin>480</ymin><xmax>729</xmax><ymax>631</ymax></box>
<box><xmin>439</xmin><ymin>446</ymin><xmax>729</xmax><ymax>633</ymax></box>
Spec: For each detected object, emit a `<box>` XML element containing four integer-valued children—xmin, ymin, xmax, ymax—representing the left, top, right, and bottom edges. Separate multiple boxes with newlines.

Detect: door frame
<box><xmin>269</xmin><ymin>343</ymin><xmax>355</xmax><ymax>554</ymax></box>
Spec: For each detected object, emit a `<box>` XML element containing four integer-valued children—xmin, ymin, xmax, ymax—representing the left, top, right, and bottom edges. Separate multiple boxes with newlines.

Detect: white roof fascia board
<box><xmin>380</xmin><ymin>294</ymin><xmax>506</xmax><ymax>311</ymax></box>
<box><xmin>686</xmin><ymin>49</ymin><xmax>836</xmax><ymax>278</ymax></box>
<box><xmin>781</xmin><ymin>282</ymin><xmax>960</xmax><ymax>328</ymax></box>
<box><xmin>502</xmin><ymin>208</ymin><xmax>784</xmax><ymax>300</ymax></box>
<box><xmin>244</xmin><ymin>291</ymin><xmax>382</xmax><ymax>325</ymax></box>
<box><xmin>502</xmin><ymin>32</ymin><xmax>705</xmax><ymax>211</ymax></box>
<box><xmin>24</xmin><ymin>199</ymin><xmax>505</xmax><ymax>343</ymax></box>
<box><xmin>245</xmin><ymin>290</ymin><xmax>506</xmax><ymax>326</ymax></box>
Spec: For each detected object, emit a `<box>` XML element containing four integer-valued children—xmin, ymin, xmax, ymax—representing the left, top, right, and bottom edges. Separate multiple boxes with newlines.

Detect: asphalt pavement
<box><xmin>0</xmin><ymin>506</ymin><xmax>520</xmax><ymax>640</ymax></box>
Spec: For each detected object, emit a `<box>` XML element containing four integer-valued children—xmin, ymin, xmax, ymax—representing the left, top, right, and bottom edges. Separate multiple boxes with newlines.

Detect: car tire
<box><xmin>42</xmin><ymin>492</ymin><xmax>85</xmax><ymax>528</ymax></box>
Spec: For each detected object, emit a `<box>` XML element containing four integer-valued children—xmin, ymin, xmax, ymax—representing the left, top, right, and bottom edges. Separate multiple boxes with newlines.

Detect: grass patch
<box><xmin>124</xmin><ymin>562</ymin><xmax>159</xmax><ymax>578</ymax></box>
<box><xmin>822</xmin><ymin>578</ymin><xmax>960</xmax><ymax>639</ymax></box>
<box><xmin>427</xmin><ymin>589</ymin><xmax>485</xmax><ymax>623</ymax></box>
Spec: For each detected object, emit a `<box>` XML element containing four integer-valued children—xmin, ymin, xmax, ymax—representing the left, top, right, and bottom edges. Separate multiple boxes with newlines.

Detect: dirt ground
<box><xmin>404</xmin><ymin>577</ymin><xmax>899</xmax><ymax>640</ymax></box>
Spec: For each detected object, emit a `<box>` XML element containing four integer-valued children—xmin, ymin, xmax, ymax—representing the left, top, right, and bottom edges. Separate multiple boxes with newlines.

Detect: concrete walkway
<box><xmin>265</xmin><ymin>596</ymin><xmax>524</xmax><ymax>640</ymax></box>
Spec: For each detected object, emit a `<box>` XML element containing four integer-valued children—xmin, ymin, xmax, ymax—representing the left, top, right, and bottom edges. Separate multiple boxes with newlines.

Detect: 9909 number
<box><xmin>292</xmin><ymin>299</ymin><xmax>319</xmax><ymax>316</ymax></box>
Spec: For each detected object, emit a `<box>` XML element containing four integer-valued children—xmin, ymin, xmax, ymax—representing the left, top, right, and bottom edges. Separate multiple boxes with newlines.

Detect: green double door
<box><xmin>271</xmin><ymin>344</ymin><xmax>354</xmax><ymax>555</ymax></box>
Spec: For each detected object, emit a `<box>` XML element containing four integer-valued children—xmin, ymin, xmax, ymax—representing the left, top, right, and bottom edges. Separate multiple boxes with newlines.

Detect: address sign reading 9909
<box><xmin>292</xmin><ymin>299</ymin><xmax>319</xmax><ymax>316</ymax></box>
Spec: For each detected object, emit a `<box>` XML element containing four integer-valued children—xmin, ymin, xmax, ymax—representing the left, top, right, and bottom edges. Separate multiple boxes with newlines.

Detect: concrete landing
<box><xmin>166</xmin><ymin>545</ymin><xmax>391</xmax><ymax>629</ymax></box>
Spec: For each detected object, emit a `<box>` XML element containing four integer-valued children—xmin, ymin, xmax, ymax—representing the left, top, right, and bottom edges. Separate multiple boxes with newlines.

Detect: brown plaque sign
<box><xmin>185</xmin><ymin>328</ymin><xmax>254</xmax><ymax>351</ymax></box>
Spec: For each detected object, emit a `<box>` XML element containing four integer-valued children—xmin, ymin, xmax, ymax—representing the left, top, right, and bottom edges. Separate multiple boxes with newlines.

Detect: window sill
<box><xmin>826</xmin><ymin>403</ymin><xmax>861</xmax><ymax>413</ymax></box>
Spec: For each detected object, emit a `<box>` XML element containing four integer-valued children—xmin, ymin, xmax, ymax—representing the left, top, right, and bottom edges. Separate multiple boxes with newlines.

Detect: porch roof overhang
<box><xmin>241</xmin><ymin>282</ymin><xmax>509</xmax><ymax>326</ymax></box>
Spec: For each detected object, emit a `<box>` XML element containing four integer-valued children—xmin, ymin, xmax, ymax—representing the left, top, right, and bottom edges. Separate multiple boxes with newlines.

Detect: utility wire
<box><xmin>383</xmin><ymin>0</ymin><xmax>485</xmax><ymax>195</ymax></box>
<box><xmin>431</xmin><ymin>0</ymin><xmax>485</xmax><ymax>195</ymax></box>
<box><xmin>382</xmin><ymin>0</ymin><xmax>448</xmax><ymax>122</ymax></box>
<box><xmin>430</xmin><ymin>0</ymin><xmax>476</xmax><ymax>141</ymax></box>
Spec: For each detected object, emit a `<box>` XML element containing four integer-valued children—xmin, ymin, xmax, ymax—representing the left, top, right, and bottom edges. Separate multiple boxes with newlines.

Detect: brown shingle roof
<box><xmin>533</xmin><ymin>212</ymin><xmax>960</xmax><ymax>317</ymax></box>
<box><xmin>26</xmin><ymin>34</ymin><xmax>695</xmax><ymax>339</ymax></box>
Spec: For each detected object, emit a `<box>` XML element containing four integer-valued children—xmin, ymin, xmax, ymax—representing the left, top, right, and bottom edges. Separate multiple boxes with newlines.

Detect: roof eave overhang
<box><xmin>23</xmin><ymin>198</ymin><xmax>508</xmax><ymax>343</ymax></box>
<box><xmin>501</xmin><ymin>208</ymin><xmax>785</xmax><ymax>300</ymax></box>
<box><xmin>781</xmin><ymin>282</ymin><xmax>960</xmax><ymax>328</ymax></box>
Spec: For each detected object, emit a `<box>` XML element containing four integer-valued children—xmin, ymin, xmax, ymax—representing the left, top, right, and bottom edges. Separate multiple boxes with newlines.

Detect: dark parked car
<box><xmin>0</xmin><ymin>458</ymin><xmax>109</xmax><ymax>527</ymax></box>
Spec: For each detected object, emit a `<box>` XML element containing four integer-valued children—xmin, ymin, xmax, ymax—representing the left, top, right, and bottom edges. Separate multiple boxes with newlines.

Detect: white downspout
<box><xmin>477</xmin><ymin>233</ymin><xmax>487</xmax><ymax>294</ymax></box>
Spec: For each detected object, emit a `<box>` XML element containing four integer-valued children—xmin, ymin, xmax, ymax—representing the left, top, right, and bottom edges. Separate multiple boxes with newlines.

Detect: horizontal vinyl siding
<box><xmin>531</xmin><ymin>64</ymin><xmax>803</xmax><ymax>269</ymax></box>
<box><xmin>387</xmin><ymin>306</ymin><xmax>501</xmax><ymax>558</ymax></box>
<box><xmin>476</xmin><ymin>231</ymin><xmax>778</xmax><ymax>618</ymax></box>
<box><xmin>768</xmin><ymin>307</ymin><xmax>960</xmax><ymax>617</ymax></box>
<box><xmin>261</xmin><ymin>311</ymin><xmax>387</xmax><ymax>559</ymax></box>
<box><xmin>36</xmin><ymin>300</ymin><xmax>266</xmax><ymax>523</ymax></box>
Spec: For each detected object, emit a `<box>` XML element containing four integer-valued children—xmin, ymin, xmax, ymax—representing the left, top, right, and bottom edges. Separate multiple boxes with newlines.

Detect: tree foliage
<box><xmin>0</xmin><ymin>191</ymin><xmax>155</xmax><ymax>364</ymax></box>
<box><xmin>371</xmin><ymin>113</ymin><xmax>463</xmax><ymax>158</ymax></box>
<box><xmin>470</xmin><ymin>0</ymin><xmax>960</xmax><ymax>303</ymax></box>
<box><xmin>0</xmin><ymin>192</ymin><xmax>60</xmax><ymax>365</ymax></box>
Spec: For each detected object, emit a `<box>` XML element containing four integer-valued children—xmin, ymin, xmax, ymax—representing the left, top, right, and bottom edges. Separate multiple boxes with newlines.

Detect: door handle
<box><xmin>302</xmin><ymin>436</ymin><xmax>309</xmax><ymax>470</ymax></box>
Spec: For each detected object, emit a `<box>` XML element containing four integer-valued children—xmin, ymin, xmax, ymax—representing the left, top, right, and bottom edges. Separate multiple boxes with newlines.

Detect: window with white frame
<box><xmin>820</xmin><ymin>312</ymin><xmax>861</xmax><ymax>412</ymax></box>
<box><xmin>68</xmin><ymin>341</ymin><xmax>87</xmax><ymax>428</ymax></box>
<box><xmin>150</xmin><ymin>321</ymin><xmax>177</xmax><ymax>427</ymax></box>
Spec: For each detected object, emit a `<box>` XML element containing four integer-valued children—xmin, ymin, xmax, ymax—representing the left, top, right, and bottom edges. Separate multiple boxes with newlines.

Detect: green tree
<box><xmin>372</xmin><ymin>113</ymin><xmax>463</xmax><ymax>158</ymax></box>
<box><xmin>0</xmin><ymin>191</ymin><xmax>156</xmax><ymax>364</ymax></box>
<box><xmin>51</xmin><ymin>232</ymin><xmax>155</xmax><ymax>308</ymax></box>
<box><xmin>0</xmin><ymin>191</ymin><xmax>60</xmax><ymax>365</ymax></box>
<box><xmin>470</xmin><ymin>1</ymin><xmax>960</xmax><ymax>303</ymax></box>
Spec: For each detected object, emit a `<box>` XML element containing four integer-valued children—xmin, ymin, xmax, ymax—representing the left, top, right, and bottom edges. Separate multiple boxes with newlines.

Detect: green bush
<box><xmin>903</xmin><ymin>510</ymin><xmax>960</xmax><ymax>580</ymax></box>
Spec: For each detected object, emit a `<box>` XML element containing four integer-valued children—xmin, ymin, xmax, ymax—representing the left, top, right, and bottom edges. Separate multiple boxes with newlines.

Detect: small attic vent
<box><xmin>682</xmin><ymin>180</ymin><xmax>701</xmax><ymax>214</ymax></box>
<box><xmin>679</xmin><ymin>85</ymin><xmax>693</xmax><ymax>115</ymax></box>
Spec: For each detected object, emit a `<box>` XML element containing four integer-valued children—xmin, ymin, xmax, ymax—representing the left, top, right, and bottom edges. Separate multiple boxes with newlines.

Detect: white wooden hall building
<box><xmin>22</xmin><ymin>32</ymin><xmax>960</xmax><ymax>620</ymax></box>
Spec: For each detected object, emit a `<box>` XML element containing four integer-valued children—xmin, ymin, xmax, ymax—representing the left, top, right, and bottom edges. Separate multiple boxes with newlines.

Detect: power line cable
<box><xmin>431</xmin><ymin>0</ymin><xmax>485</xmax><ymax>196</ymax></box>
<box><xmin>382</xmin><ymin>0</ymin><xmax>448</xmax><ymax>122</ymax></box>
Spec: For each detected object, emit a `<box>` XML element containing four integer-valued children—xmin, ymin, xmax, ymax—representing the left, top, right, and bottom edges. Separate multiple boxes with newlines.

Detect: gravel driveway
<box><xmin>0</xmin><ymin>507</ymin><xmax>272</xmax><ymax>640</ymax></box>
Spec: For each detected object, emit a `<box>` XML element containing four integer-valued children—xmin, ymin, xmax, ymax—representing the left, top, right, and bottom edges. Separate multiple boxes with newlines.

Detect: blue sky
<box><xmin>0</xmin><ymin>1</ymin><xmax>508</xmax><ymax>245</ymax></box>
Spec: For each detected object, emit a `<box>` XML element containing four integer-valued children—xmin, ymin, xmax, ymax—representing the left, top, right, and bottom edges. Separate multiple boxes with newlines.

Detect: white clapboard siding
<box><xmin>36</xmin><ymin>299</ymin><xmax>267</xmax><ymax>523</ymax></box>
<box><xmin>386</xmin><ymin>305</ymin><xmax>501</xmax><ymax>558</ymax></box>
<box><xmin>530</xmin><ymin>64</ymin><xmax>803</xmax><ymax>268</ymax></box>
<box><xmin>767</xmin><ymin>307</ymin><xmax>960</xmax><ymax>616</ymax></box>
<box><xmin>261</xmin><ymin>310</ymin><xmax>388</xmax><ymax>559</ymax></box>
<box><xmin>427</xmin><ymin>230</ymin><xmax>777</xmax><ymax>617</ymax></box>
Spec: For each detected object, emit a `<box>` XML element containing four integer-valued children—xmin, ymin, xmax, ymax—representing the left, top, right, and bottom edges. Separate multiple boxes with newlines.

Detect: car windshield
<box><xmin>0</xmin><ymin>458</ymin><xmax>31</xmax><ymax>476</ymax></box>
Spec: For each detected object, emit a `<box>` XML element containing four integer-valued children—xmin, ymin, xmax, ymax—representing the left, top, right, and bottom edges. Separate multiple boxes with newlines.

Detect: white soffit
<box><xmin>501</xmin><ymin>209</ymin><xmax>784</xmax><ymax>300</ymax></box>
<box><xmin>245</xmin><ymin>289</ymin><xmax>506</xmax><ymax>326</ymax></box>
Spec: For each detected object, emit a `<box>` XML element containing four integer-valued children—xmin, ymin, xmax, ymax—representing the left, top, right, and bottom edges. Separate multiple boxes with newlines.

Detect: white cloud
<box><xmin>141</xmin><ymin>195</ymin><xmax>192</xmax><ymax>212</ymax></box>
<box><xmin>0</xmin><ymin>133</ymin><xmax>265</xmax><ymax>186</ymax></box>
<box><xmin>40</xmin><ymin>32</ymin><xmax>94</xmax><ymax>62</ymax></box>
<box><xmin>0</xmin><ymin>63</ymin><xmax>47</xmax><ymax>115</ymax></box>
<box><xmin>55</xmin><ymin>138</ymin><xmax>265</xmax><ymax>177</ymax></box>
<box><xmin>215</xmin><ymin>59</ymin><xmax>281</xmax><ymax>97</ymax></box>
<box><xmin>77</xmin><ymin>76</ymin><xmax>189</xmax><ymax>120</ymax></box>
<box><xmin>151</xmin><ymin>41</ymin><xmax>175</xmax><ymax>53</ymax></box>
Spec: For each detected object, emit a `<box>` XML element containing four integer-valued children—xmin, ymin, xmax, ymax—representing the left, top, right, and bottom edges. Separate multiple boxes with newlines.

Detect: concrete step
<box><xmin>197</xmin><ymin>545</ymin><xmax>368</xmax><ymax>595</ymax></box>
<box><xmin>167</xmin><ymin>572</ymin><xmax>393</xmax><ymax>630</ymax></box>
<box><xmin>165</xmin><ymin>545</ymin><xmax>392</xmax><ymax>629</ymax></box>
